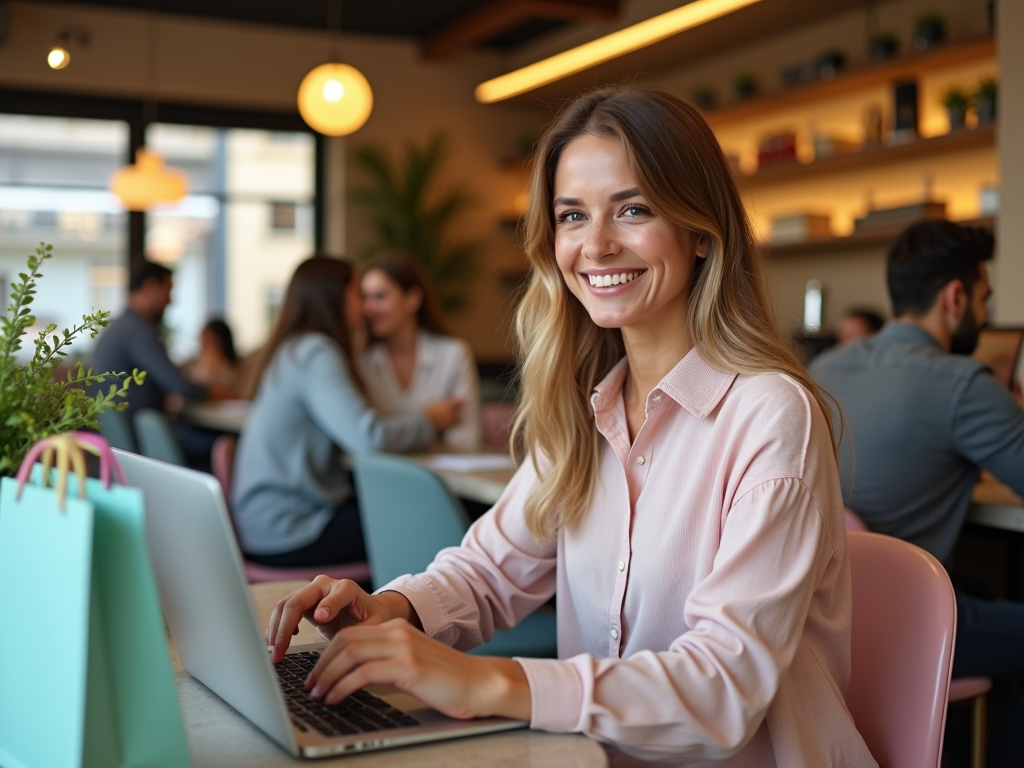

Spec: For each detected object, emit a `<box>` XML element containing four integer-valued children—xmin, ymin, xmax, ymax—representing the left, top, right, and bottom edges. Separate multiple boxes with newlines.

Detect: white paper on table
<box><xmin>426</xmin><ymin>453</ymin><xmax>515</xmax><ymax>472</ymax></box>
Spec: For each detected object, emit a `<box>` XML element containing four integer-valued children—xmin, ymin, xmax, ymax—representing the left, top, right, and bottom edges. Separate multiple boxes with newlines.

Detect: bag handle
<box><xmin>14</xmin><ymin>432</ymin><xmax>126</xmax><ymax>511</ymax></box>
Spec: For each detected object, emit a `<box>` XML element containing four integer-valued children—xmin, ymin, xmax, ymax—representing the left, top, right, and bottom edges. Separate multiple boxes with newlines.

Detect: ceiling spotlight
<box><xmin>47</xmin><ymin>26</ymin><xmax>89</xmax><ymax>71</ymax></box>
<box><xmin>47</xmin><ymin>46</ymin><xmax>70</xmax><ymax>70</ymax></box>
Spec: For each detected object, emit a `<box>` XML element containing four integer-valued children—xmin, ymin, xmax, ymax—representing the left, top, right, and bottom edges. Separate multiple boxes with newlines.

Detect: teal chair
<box><xmin>98</xmin><ymin>408</ymin><xmax>138</xmax><ymax>453</ymax></box>
<box><xmin>134</xmin><ymin>409</ymin><xmax>187</xmax><ymax>466</ymax></box>
<box><xmin>352</xmin><ymin>453</ymin><xmax>556</xmax><ymax>658</ymax></box>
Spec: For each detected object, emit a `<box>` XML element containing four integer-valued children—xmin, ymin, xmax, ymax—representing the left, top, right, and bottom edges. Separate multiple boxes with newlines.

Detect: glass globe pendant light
<box><xmin>297</xmin><ymin>0</ymin><xmax>373</xmax><ymax>136</ymax></box>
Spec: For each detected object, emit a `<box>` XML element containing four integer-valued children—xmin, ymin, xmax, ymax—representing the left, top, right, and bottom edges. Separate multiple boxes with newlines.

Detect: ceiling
<box><xmin>53</xmin><ymin>0</ymin><xmax>620</xmax><ymax>54</ymax></box>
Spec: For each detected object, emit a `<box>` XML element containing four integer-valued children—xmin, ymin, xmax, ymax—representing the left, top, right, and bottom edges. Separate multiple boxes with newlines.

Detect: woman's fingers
<box><xmin>268</xmin><ymin>576</ymin><xmax>338</xmax><ymax>662</ymax></box>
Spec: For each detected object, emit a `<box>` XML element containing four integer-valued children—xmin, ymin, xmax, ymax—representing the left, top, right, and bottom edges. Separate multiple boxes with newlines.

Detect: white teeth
<box><xmin>588</xmin><ymin>271</ymin><xmax>640</xmax><ymax>287</ymax></box>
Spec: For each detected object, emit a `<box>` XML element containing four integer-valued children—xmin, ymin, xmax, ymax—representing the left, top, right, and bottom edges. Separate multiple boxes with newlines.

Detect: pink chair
<box><xmin>480</xmin><ymin>402</ymin><xmax>516</xmax><ymax>451</ymax></box>
<box><xmin>844</xmin><ymin>509</ymin><xmax>990</xmax><ymax>768</ymax></box>
<box><xmin>211</xmin><ymin>435</ymin><xmax>371</xmax><ymax>585</ymax></box>
<box><xmin>845</xmin><ymin>531</ymin><xmax>955</xmax><ymax>768</ymax></box>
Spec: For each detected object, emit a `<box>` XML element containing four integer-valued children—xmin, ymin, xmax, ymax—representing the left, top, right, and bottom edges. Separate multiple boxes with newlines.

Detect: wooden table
<box><xmin>178</xmin><ymin>400</ymin><xmax>251</xmax><ymax>433</ymax></box>
<box><xmin>171</xmin><ymin>581</ymin><xmax>606</xmax><ymax>768</ymax></box>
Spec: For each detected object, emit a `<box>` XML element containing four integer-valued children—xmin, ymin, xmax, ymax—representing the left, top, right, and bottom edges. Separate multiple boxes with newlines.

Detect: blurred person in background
<box><xmin>182</xmin><ymin>318</ymin><xmax>244</xmax><ymax>392</ymax></box>
<box><xmin>837</xmin><ymin>307</ymin><xmax>885</xmax><ymax>346</ymax></box>
<box><xmin>233</xmin><ymin>255</ymin><xmax>462</xmax><ymax>568</ymax></box>
<box><xmin>359</xmin><ymin>251</ymin><xmax>481</xmax><ymax>451</ymax></box>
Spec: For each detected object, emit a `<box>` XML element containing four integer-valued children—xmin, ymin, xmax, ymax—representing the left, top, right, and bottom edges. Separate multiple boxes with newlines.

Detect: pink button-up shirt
<box><xmin>385</xmin><ymin>350</ymin><xmax>876</xmax><ymax>767</ymax></box>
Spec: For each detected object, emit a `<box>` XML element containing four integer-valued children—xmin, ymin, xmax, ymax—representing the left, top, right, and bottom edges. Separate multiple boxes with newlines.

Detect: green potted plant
<box><xmin>913</xmin><ymin>12</ymin><xmax>946</xmax><ymax>52</ymax></box>
<box><xmin>974</xmin><ymin>76</ymin><xmax>998</xmax><ymax>124</ymax></box>
<box><xmin>349</xmin><ymin>133</ymin><xmax>484</xmax><ymax>313</ymax></box>
<box><xmin>733</xmin><ymin>72</ymin><xmax>757</xmax><ymax>101</ymax></box>
<box><xmin>0</xmin><ymin>243</ymin><xmax>143</xmax><ymax>476</ymax></box>
<box><xmin>941</xmin><ymin>85</ymin><xmax>970</xmax><ymax>131</ymax></box>
<box><xmin>868</xmin><ymin>32</ymin><xmax>899</xmax><ymax>62</ymax></box>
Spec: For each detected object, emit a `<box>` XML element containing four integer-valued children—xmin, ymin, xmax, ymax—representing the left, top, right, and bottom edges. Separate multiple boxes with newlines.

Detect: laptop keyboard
<box><xmin>275</xmin><ymin>651</ymin><xmax>420</xmax><ymax>738</ymax></box>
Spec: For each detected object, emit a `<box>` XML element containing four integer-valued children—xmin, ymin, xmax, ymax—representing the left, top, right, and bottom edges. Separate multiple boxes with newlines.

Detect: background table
<box><xmin>170</xmin><ymin>580</ymin><xmax>606</xmax><ymax>768</ymax></box>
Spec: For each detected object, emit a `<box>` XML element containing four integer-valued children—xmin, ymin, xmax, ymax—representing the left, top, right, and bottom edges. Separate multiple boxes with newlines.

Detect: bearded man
<box><xmin>811</xmin><ymin>220</ymin><xmax>1024</xmax><ymax>767</ymax></box>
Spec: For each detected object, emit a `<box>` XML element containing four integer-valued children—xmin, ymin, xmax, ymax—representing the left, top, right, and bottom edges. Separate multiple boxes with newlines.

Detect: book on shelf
<box><xmin>769</xmin><ymin>213</ymin><xmax>833</xmax><ymax>244</ymax></box>
<box><xmin>854</xmin><ymin>200</ymin><xmax>946</xmax><ymax>232</ymax></box>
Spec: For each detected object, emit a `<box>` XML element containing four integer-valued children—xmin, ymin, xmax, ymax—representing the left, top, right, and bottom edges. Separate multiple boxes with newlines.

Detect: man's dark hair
<box><xmin>845</xmin><ymin>307</ymin><xmax>885</xmax><ymax>333</ymax></box>
<box><xmin>887</xmin><ymin>220</ymin><xmax>994</xmax><ymax>318</ymax></box>
<box><xmin>129</xmin><ymin>260</ymin><xmax>173</xmax><ymax>292</ymax></box>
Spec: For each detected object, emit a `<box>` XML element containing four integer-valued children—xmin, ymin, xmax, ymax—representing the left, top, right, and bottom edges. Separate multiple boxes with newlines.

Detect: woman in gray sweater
<box><xmin>232</xmin><ymin>256</ymin><xmax>461</xmax><ymax>567</ymax></box>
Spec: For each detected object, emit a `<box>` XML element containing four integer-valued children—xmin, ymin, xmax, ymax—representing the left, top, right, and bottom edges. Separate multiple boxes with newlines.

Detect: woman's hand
<box><xmin>306</xmin><ymin>618</ymin><xmax>532</xmax><ymax>722</ymax></box>
<box><xmin>422</xmin><ymin>397</ymin><xmax>463</xmax><ymax>432</ymax></box>
<box><xmin>267</xmin><ymin>576</ymin><xmax>418</xmax><ymax>663</ymax></box>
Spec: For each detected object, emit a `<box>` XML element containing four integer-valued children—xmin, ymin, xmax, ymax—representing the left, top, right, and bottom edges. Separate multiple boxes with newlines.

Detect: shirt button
<box><xmin>617</xmin><ymin>559</ymin><xmax>625</xmax><ymax>571</ymax></box>
<box><xmin>636</xmin><ymin>455</ymin><xmax>645</xmax><ymax>465</ymax></box>
<box><xmin>610</xmin><ymin>628</ymin><xmax>619</xmax><ymax>640</ymax></box>
<box><xmin>653</xmin><ymin>394</ymin><xmax>662</xmax><ymax>403</ymax></box>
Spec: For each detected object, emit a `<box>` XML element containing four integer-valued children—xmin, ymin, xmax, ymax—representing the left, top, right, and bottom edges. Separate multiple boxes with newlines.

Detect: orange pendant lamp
<box><xmin>297</xmin><ymin>0</ymin><xmax>373</xmax><ymax>136</ymax></box>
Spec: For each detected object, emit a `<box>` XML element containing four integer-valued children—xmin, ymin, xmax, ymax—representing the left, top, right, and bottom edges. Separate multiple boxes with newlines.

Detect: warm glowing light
<box><xmin>297</xmin><ymin>63</ymin><xmax>373</xmax><ymax>136</ymax></box>
<box><xmin>47</xmin><ymin>47</ymin><xmax>70</xmax><ymax>70</ymax></box>
<box><xmin>475</xmin><ymin>0</ymin><xmax>763</xmax><ymax>103</ymax></box>
<box><xmin>109</xmin><ymin>148</ymin><xmax>188</xmax><ymax>211</ymax></box>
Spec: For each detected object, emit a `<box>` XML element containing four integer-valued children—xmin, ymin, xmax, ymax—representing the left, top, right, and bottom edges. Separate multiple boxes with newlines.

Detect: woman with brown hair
<box><xmin>359</xmin><ymin>252</ymin><xmax>481</xmax><ymax>451</ymax></box>
<box><xmin>266</xmin><ymin>88</ymin><xmax>874</xmax><ymax>764</ymax></box>
<box><xmin>232</xmin><ymin>255</ymin><xmax>461</xmax><ymax>567</ymax></box>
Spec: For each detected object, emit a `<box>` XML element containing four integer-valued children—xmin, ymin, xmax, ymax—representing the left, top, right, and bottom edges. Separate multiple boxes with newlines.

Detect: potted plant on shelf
<box><xmin>868</xmin><ymin>32</ymin><xmax>899</xmax><ymax>62</ymax></box>
<box><xmin>941</xmin><ymin>86</ymin><xmax>971</xmax><ymax>132</ymax></box>
<box><xmin>974</xmin><ymin>76</ymin><xmax>998</xmax><ymax>125</ymax></box>
<box><xmin>733</xmin><ymin>72</ymin><xmax>757</xmax><ymax>101</ymax></box>
<box><xmin>0</xmin><ymin>243</ymin><xmax>143</xmax><ymax>476</ymax></box>
<box><xmin>913</xmin><ymin>12</ymin><xmax>946</xmax><ymax>52</ymax></box>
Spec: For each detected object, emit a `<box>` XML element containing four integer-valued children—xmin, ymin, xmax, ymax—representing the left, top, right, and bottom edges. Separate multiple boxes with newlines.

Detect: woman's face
<box><xmin>552</xmin><ymin>134</ymin><xmax>706</xmax><ymax>336</ymax></box>
<box><xmin>361</xmin><ymin>269</ymin><xmax>420</xmax><ymax>339</ymax></box>
<box><xmin>344</xmin><ymin>276</ymin><xmax>365</xmax><ymax>334</ymax></box>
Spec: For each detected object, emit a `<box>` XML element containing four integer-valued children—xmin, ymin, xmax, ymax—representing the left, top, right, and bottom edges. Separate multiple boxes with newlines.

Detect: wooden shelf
<box><xmin>706</xmin><ymin>37</ymin><xmax>995</xmax><ymax>127</ymax></box>
<box><xmin>739</xmin><ymin>124</ymin><xmax>995</xmax><ymax>188</ymax></box>
<box><xmin>765</xmin><ymin>217</ymin><xmax>994</xmax><ymax>257</ymax></box>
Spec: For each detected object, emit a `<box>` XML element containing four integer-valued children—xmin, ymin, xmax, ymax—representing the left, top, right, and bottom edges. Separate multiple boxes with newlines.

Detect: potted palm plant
<box><xmin>349</xmin><ymin>133</ymin><xmax>484</xmax><ymax>314</ymax></box>
<box><xmin>941</xmin><ymin>86</ymin><xmax>970</xmax><ymax>131</ymax></box>
<box><xmin>914</xmin><ymin>12</ymin><xmax>946</xmax><ymax>52</ymax></box>
<box><xmin>0</xmin><ymin>243</ymin><xmax>143</xmax><ymax>476</ymax></box>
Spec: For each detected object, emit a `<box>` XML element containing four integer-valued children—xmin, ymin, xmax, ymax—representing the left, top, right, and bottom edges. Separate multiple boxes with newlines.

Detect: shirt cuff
<box><xmin>516</xmin><ymin>657</ymin><xmax>584</xmax><ymax>733</ymax></box>
<box><xmin>375</xmin><ymin>574</ymin><xmax>456</xmax><ymax>646</ymax></box>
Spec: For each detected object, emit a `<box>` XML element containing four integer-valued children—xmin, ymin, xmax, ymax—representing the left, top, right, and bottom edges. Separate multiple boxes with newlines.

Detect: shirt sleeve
<box><xmin>519</xmin><ymin>477</ymin><xmax>830</xmax><ymax>763</ymax></box>
<box><xmin>379</xmin><ymin>458</ymin><xmax>557</xmax><ymax>648</ymax></box>
<box><xmin>128</xmin><ymin>322</ymin><xmax>208</xmax><ymax>400</ymax></box>
<box><xmin>439</xmin><ymin>340</ymin><xmax>482</xmax><ymax>452</ymax></box>
<box><xmin>300</xmin><ymin>338</ymin><xmax>435</xmax><ymax>454</ymax></box>
<box><xmin>952</xmin><ymin>369</ymin><xmax>1024</xmax><ymax>495</ymax></box>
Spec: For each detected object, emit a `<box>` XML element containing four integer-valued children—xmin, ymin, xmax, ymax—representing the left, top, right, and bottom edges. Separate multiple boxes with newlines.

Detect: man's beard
<box><xmin>950</xmin><ymin>305</ymin><xmax>983</xmax><ymax>355</ymax></box>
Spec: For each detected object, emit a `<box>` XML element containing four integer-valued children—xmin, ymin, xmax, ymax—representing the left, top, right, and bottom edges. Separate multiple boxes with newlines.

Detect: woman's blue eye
<box><xmin>559</xmin><ymin>210</ymin><xmax>584</xmax><ymax>222</ymax></box>
<box><xmin>623</xmin><ymin>205</ymin><xmax>647</xmax><ymax>216</ymax></box>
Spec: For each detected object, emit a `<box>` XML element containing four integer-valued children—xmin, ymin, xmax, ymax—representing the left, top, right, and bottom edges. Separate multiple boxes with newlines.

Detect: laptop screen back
<box><xmin>973</xmin><ymin>327</ymin><xmax>1024</xmax><ymax>391</ymax></box>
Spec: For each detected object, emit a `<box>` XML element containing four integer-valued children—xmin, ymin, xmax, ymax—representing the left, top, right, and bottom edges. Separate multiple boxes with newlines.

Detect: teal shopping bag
<box><xmin>0</xmin><ymin>433</ymin><xmax>191</xmax><ymax>768</ymax></box>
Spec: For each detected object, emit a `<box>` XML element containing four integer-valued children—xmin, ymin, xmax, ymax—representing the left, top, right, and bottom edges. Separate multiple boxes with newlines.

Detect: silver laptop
<box><xmin>115</xmin><ymin>449</ymin><xmax>526</xmax><ymax>758</ymax></box>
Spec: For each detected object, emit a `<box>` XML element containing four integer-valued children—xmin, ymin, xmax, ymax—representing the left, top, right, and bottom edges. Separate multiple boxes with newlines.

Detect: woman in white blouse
<box><xmin>268</xmin><ymin>87</ymin><xmax>875</xmax><ymax>766</ymax></box>
<box><xmin>359</xmin><ymin>252</ymin><xmax>481</xmax><ymax>451</ymax></box>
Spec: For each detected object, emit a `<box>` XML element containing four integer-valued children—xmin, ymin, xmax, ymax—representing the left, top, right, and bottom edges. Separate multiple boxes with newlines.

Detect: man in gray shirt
<box><xmin>810</xmin><ymin>221</ymin><xmax>1024</xmax><ymax>766</ymax></box>
<box><xmin>91</xmin><ymin>261</ymin><xmax>218</xmax><ymax>465</ymax></box>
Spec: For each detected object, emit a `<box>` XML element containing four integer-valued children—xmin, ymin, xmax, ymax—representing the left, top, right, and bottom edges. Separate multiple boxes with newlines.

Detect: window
<box><xmin>270</xmin><ymin>201</ymin><xmax>297</xmax><ymax>232</ymax></box>
<box><xmin>0</xmin><ymin>114</ymin><xmax>129</xmax><ymax>359</ymax></box>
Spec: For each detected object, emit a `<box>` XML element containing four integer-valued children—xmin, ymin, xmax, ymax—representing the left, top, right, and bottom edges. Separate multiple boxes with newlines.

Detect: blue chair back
<box><xmin>134</xmin><ymin>409</ymin><xmax>187</xmax><ymax>466</ymax></box>
<box><xmin>352</xmin><ymin>453</ymin><xmax>556</xmax><ymax>658</ymax></box>
<box><xmin>99</xmin><ymin>408</ymin><xmax>138</xmax><ymax>453</ymax></box>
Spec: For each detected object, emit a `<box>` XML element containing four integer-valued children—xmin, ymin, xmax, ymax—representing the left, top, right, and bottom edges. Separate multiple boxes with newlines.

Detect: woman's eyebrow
<box><xmin>552</xmin><ymin>196</ymin><xmax>582</xmax><ymax>207</ymax></box>
<box><xmin>609</xmin><ymin>187</ymin><xmax>641</xmax><ymax>202</ymax></box>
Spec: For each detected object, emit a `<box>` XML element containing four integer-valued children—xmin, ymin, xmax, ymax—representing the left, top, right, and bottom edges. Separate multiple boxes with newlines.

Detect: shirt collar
<box><xmin>590</xmin><ymin>347</ymin><xmax>737</xmax><ymax>419</ymax></box>
<box><xmin>877</xmin><ymin>321</ymin><xmax>944</xmax><ymax>351</ymax></box>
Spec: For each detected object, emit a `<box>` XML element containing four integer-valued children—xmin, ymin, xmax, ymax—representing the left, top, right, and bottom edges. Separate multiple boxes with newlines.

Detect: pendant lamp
<box><xmin>297</xmin><ymin>0</ymin><xmax>373</xmax><ymax>136</ymax></box>
<box><xmin>109</xmin><ymin>5</ymin><xmax>187</xmax><ymax>211</ymax></box>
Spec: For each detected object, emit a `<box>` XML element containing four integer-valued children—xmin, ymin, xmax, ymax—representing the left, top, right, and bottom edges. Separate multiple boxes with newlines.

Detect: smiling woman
<box><xmin>268</xmin><ymin>87</ymin><xmax>874</xmax><ymax>767</ymax></box>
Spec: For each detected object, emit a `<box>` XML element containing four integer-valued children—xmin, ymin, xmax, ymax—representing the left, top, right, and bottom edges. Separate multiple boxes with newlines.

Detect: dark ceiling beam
<box><xmin>423</xmin><ymin>0</ymin><xmax>617</xmax><ymax>60</ymax></box>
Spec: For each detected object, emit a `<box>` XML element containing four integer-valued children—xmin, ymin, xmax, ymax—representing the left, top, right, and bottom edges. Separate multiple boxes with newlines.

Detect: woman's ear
<box><xmin>405</xmin><ymin>286</ymin><xmax>424</xmax><ymax>315</ymax></box>
<box><xmin>695</xmin><ymin>233</ymin><xmax>710</xmax><ymax>260</ymax></box>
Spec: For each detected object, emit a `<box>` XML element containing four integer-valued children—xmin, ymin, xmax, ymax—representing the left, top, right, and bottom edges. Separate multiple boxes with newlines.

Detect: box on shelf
<box><xmin>757</xmin><ymin>131</ymin><xmax>798</xmax><ymax>168</ymax></box>
<box><xmin>769</xmin><ymin>213</ymin><xmax>833</xmax><ymax>244</ymax></box>
<box><xmin>854</xmin><ymin>200</ymin><xmax>946</xmax><ymax>232</ymax></box>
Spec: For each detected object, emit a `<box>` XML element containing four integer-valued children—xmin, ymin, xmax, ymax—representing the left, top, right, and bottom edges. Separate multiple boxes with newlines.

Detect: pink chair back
<box><xmin>845</xmin><ymin>531</ymin><xmax>955</xmax><ymax>768</ymax></box>
<box><xmin>211</xmin><ymin>434</ymin><xmax>371</xmax><ymax>585</ymax></box>
<box><xmin>845</xmin><ymin>507</ymin><xmax>869</xmax><ymax>532</ymax></box>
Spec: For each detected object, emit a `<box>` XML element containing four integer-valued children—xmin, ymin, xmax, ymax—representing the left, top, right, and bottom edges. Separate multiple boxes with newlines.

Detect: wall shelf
<box><xmin>739</xmin><ymin>124</ymin><xmax>995</xmax><ymax>188</ymax></box>
<box><xmin>706</xmin><ymin>37</ymin><xmax>995</xmax><ymax>128</ymax></box>
<box><xmin>765</xmin><ymin>216</ymin><xmax>995</xmax><ymax>257</ymax></box>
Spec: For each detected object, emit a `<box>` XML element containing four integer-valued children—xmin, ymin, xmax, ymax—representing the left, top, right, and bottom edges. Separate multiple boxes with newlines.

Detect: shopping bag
<box><xmin>0</xmin><ymin>432</ymin><xmax>191</xmax><ymax>768</ymax></box>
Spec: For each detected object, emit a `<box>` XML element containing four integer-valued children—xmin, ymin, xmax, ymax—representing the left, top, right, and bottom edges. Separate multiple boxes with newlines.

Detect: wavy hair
<box><xmin>511</xmin><ymin>85</ymin><xmax>838</xmax><ymax>543</ymax></box>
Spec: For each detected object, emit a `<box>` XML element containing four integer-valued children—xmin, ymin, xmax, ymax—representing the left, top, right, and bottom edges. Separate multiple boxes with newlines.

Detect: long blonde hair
<box><xmin>511</xmin><ymin>85</ymin><xmax>837</xmax><ymax>543</ymax></box>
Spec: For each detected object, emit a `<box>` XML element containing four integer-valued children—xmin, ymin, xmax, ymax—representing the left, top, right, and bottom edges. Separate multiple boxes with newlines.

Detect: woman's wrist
<box><xmin>476</xmin><ymin>657</ymin><xmax>532</xmax><ymax>721</ymax></box>
<box><xmin>376</xmin><ymin>589</ymin><xmax>423</xmax><ymax>629</ymax></box>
